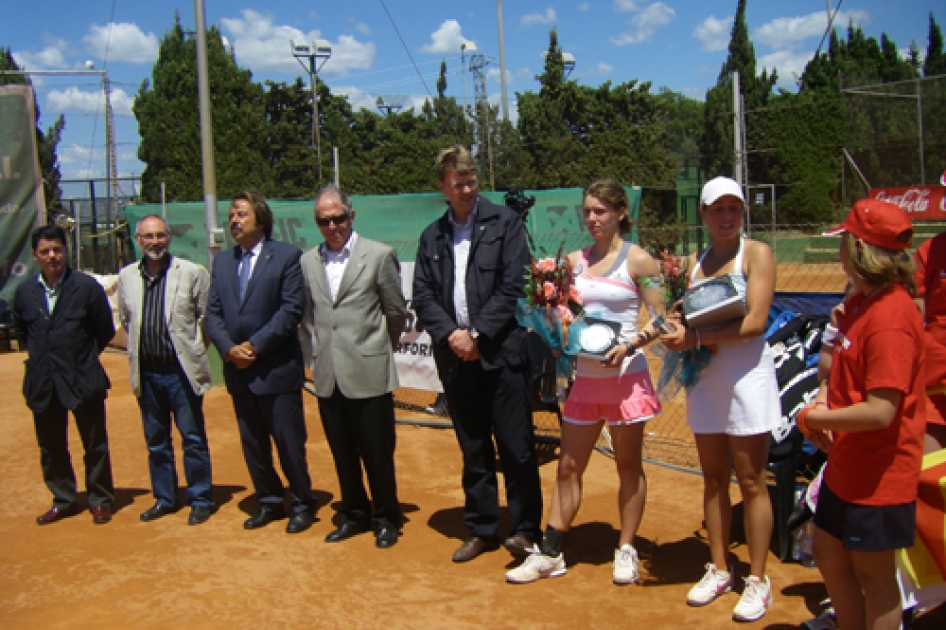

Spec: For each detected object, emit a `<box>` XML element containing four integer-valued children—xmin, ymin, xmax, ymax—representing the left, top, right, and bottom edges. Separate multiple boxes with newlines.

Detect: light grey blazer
<box><xmin>301</xmin><ymin>235</ymin><xmax>407</xmax><ymax>399</ymax></box>
<box><xmin>117</xmin><ymin>256</ymin><xmax>213</xmax><ymax>398</ymax></box>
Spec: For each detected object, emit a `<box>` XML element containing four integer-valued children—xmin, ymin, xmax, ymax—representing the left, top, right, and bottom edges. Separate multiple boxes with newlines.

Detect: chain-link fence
<box><xmin>842</xmin><ymin>74</ymin><xmax>946</xmax><ymax>200</ymax></box>
<box><xmin>389</xmin><ymin>222</ymin><xmax>946</xmax><ymax>472</ymax></box>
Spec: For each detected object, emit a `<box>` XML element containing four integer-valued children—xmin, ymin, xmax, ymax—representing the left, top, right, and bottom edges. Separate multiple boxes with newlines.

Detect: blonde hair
<box><xmin>842</xmin><ymin>233</ymin><xmax>916</xmax><ymax>296</ymax></box>
<box><xmin>435</xmin><ymin>145</ymin><xmax>477</xmax><ymax>182</ymax></box>
<box><xmin>583</xmin><ymin>178</ymin><xmax>633</xmax><ymax>234</ymax></box>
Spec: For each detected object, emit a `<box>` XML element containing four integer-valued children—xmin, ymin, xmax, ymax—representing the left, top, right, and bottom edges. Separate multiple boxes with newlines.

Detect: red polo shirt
<box><xmin>825</xmin><ymin>284</ymin><xmax>926</xmax><ymax>505</ymax></box>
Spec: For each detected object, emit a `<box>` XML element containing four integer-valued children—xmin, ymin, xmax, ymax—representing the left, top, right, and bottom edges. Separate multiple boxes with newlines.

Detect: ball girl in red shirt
<box><xmin>797</xmin><ymin>199</ymin><xmax>926</xmax><ymax>630</ymax></box>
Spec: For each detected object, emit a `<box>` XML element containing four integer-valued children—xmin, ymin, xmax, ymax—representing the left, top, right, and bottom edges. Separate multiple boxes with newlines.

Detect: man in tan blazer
<box><xmin>301</xmin><ymin>185</ymin><xmax>407</xmax><ymax>548</ymax></box>
<box><xmin>117</xmin><ymin>215</ymin><xmax>214</xmax><ymax>526</ymax></box>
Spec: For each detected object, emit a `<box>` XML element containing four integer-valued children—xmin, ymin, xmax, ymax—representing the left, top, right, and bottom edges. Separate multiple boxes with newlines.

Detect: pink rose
<box><xmin>536</xmin><ymin>258</ymin><xmax>557</xmax><ymax>273</ymax></box>
<box><xmin>543</xmin><ymin>281</ymin><xmax>557</xmax><ymax>299</ymax></box>
<box><xmin>555</xmin><ymin>304</ymin><xmax>573</xmax><ymax>325</ymax></box>
<box><xmin>569</xmin><ymin>285</ymin><xmax>582</xmax><ymax>305</ymax></box>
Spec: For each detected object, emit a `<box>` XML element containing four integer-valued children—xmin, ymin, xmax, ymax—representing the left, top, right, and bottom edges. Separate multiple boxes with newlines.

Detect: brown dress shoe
<box><xmin>452</xmin><ymin>536</ymin><xmax>499</xmax><ymax>563</ymax></box>
<box><xmin>36</xmin><ymin>505</ymin><xmax>76</xmax><ymax>525</ymax></box>
<box><xmin>91</xmin><ymin>506</ymin><xmax>112</xmax><ymax>525</ymax></box>
<box><xmin>503</xmin><ymin>533</ymin><xmax>537</xmax><ymax>557</ymax></box>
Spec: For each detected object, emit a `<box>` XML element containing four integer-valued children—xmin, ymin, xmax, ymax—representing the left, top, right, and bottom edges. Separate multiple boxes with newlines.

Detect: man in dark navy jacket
<box><xmin>14</xmin><ymin>225</ymin><xmax>116</xmax><ymax>525</ymax></box>
<box><xmin>413</xmin><ymin>145</ymin><xmax>542</xmax><ymax>563</ymax></box>
<box><xmin>205</xmin><ymin>190</ymin><xmax>317</xmax><ymax>534</ymax></box>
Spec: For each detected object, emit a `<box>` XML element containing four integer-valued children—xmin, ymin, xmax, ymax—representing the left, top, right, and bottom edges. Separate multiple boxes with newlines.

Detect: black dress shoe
<box><xmin>188</xmin><ymin>506</ymin><xmax>213</xmax><ymax>526</ymax></box>
<box><xmin>243</xmin><ymin>505</ymin><xmax>286</xmax><ymax>530</ymax></box>
<box><xmin>286</xmin><ymin>510</ymin><xmax>314</xmax><ymax>534</ymax></box>
<box><xmin>140</xmin><ymin>502</ymin><xmax>177</xmax><ymax>522</ymax></box>
<box><xmin>376</xmin><ymin>525</ymin><xmax>399</xmax><ymax>548</ymax></box>
<box><xmin>325</xmin><ymin>519</ymin><xmax>370</xmax><ymax>543</ymax></box>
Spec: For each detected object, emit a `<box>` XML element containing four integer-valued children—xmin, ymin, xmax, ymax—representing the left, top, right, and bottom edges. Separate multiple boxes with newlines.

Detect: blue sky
<box><xmin>1</xmin><ymin>1</ymin><xmax>939</xmax><ymax>181</ymax></box>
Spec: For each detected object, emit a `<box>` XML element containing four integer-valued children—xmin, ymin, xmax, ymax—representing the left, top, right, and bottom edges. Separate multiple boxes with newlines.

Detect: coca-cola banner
<box><xmin>869</xmin><ymin>186</ymin><xmax>946</xmax><ymax>220</ymax></box>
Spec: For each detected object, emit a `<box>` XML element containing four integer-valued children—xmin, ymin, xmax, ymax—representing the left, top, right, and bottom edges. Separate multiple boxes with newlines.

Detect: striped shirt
<box><xmin>139</xmin><ymin>258</ymin><xmax>176</xmax><ymax>367</ymax></box>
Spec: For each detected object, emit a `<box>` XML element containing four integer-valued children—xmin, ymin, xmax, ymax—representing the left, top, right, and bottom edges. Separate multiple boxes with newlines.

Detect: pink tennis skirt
<box><xmin>563</xmin><ymin>370</ymin><xmax>661</xmax><ymax>426</ymax></box>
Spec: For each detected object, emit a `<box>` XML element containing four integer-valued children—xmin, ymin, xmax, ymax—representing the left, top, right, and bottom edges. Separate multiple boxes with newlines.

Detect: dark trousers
<box><xmin>443</xmin><ymin>360</ymin><xmax>542</xmax><ymax>540</ymax></box>
<box><xmin>137</xmin><ymin>362</ymin><xmax>213</xmax><ymax>509</ymax></box>
<box><xmin>317</xmin><ymin>388</ymin><xmax>401</xmax><ymax>528</ymax></box>
<box><xmin>230</xmin><ymin>389</ymin><xmax>315</xmax><ymax>514</ymax></box>
<box><xmin>33</xmin><ymin>393</ymin><xmax>114</xmax><ymax>508</ymax></box>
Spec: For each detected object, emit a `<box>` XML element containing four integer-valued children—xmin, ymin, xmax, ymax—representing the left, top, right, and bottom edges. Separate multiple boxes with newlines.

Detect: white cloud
<box><xmin>355</xmin><ymin>23</ymin><xmax>372</xmax><ymax>35</ymax></box>
<box><xmin>333</xmin><ymin>86</ymin><xmax>427</xmax><ymax>114</ymax></box>
<box><xmin>614</xmin><ymin>0</ymin><xmax>640</xmax><ymax>10</ymax></box>
<box><xmin>597</xmin><ymin>61</ymin><xmax>614</xmax><ymax>75</ymax></box>
<box><xmin>485</xmin><ymin>67</ymin><xmax>515</xmax><ymax>87</ymax></box>
<box><xmin>521</xmin><ymin>8</ymin><xmax>557</xmax><ymax>26</ymax></box>
<box><xmin>420</xmin><ymin>19</ymin><xmax>470</xmax><ymax>54</ymax></box>
<box><xmin>83</xmin><ymin>22</ymin><xmax>158</xmax><ymax>64</ymax></box>
<box><xmin>611</xmin><ymin>2</ymin><xmax>676</xmax><ymax>46</ymax></box>
<box><xmin>220</xmin><ymin>9</ymin><xmax>373</xmax><ymax>76</ymax></box>
<box><xmin>754</xmin><ymin>10</ymin><xmax>869</xmax><ymax>50</ymax></box>
<box><xmin>693</xmin><ymin>15</ymin><xmax>732</xmax><ymax>52</ymax></box>
<box><xmin>12</xmin><ymin>39</ymin><xmax>71</xmax><ymax>70</ymax></box>
<box><xmin>578</xmin><ymin>3</ymin><xmax>591</xmax><ymax>11</ymax></box>
<box><xmin>758</xmin><ymin>49</ymin><xmax>813</xmax><ymax>87</ymax></box>
<box><xmin>45</xmin><ymin>86</ymin><xmax>135</xmax><ymax>116</ymax></box>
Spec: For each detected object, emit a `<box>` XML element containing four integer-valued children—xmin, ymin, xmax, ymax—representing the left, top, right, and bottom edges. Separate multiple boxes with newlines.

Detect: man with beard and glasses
<box><xmin>117</xmin><ymin>215</ymin><xmax>215</xmax><ymax>525</ymax></box>
<box><xmin>205</xmin><ymin>191</ymin><xmax>317</xmax><ymax>534</ymax></box>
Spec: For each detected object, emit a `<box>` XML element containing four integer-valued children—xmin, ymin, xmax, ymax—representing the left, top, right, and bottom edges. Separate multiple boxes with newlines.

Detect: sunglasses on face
<box><xmin>316</xmin><ymin>214</ymin><xmax>350</xmax><ymax>227</ymax></box>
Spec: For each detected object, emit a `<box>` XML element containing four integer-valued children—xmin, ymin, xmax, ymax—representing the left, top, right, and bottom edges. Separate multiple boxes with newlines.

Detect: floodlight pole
<box><xmin>293</xmin><ymin>41</ymin><xmax>332</xmax><ymax>184</ymax></box>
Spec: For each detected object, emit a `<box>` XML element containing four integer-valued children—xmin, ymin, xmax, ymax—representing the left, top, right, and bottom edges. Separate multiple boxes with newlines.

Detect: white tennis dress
<box><xmin>686</xmin><ymin>239</ymin><xmax>780</xmax><ymax>436</ymax></box>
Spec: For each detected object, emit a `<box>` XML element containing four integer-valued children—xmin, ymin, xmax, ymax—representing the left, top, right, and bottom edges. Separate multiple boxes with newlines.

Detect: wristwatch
<box><xmin>469</xmin><ymin>327</ymin><xmax>480</xmax><ymax>340</ymax></box>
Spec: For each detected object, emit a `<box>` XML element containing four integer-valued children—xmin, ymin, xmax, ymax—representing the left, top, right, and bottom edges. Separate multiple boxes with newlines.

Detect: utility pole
<box><xmin>461</xmin><ymin>41</ymin><xmax>476</xmax><ymax>121</ymax></box>
<box><xmin>496</xmin><ymin>0</ymin><xmax>509</xmax><ymax>121</ymax></box>
<box><xmin>292</xmin><ymin>40</ymin><xmax>332</xmax><ymax>184</ymax></box>
<box><xmin>193</xmin><ymin>0</ymin><xmax>221</xmax><ymax>268</ymax></box>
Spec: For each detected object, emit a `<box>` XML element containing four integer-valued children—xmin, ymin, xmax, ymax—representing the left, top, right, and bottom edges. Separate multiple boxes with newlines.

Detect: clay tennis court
<box><xmin>1</xmin><ymin>347</ymin><xmax>943</xmax><ymax>630</ymax></box>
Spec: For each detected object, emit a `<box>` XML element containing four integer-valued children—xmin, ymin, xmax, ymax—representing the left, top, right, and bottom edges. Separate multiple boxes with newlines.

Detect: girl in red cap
<box><xmin>797</xmin><ymin>198</ymin><xmax>925</xmax><ymax>630</ymax></box>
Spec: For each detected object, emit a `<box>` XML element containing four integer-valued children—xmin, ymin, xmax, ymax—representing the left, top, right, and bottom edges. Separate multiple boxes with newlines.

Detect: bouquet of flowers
<box><xmin>649</xmin><ymin>251</ymin><xmax>714</xmax><ymax>400</ymax></box>
<box><xmin>515</xmin><ymin>242</ymin><xmax>586</xmax><ymax>382</ymax></box>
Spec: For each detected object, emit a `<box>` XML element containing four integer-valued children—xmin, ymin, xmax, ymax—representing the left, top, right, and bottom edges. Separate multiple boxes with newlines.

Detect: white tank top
<box><xmin>573</xmin><ymin>243</ymin><xmax>648</xmax><ymax>378</ymax></box>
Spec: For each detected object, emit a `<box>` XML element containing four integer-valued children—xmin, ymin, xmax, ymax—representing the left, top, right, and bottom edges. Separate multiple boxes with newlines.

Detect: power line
<box><xmin>378</xmin><ymin>0</ymin><xmax>433</xmax><ymax>101</ymax></box>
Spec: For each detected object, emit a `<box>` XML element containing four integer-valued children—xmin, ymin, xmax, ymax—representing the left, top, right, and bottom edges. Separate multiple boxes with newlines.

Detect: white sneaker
<box><xmin>505</xmin><ymin>546</ymin><xmax>566</xmax><ymax>584</ymax></box>
<box><xmin>686</xmin><ymin>563</ymin><xmax>733</xmax><ymax>606</ymax></box>
<box><xmin>613</xmin><ymin>544</ymin><xmax>640</xmax><ymax>585</ymax></box>
<box><xmin>732</xmin><ymin>575</ymin><xmax>773</xmax><ymax>622</ymax></box>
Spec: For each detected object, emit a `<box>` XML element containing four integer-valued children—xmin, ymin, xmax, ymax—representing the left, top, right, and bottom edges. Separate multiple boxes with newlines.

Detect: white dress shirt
<box><xmin>240</xmin><ymin>239</ymin><xmax>264</xmax><ymax>282</ymax></box>
<box><xmin>321</xmin><ymin>231</ymin><xmax>357</xmax><ymax>302</ymax></box>
<box><xmin>449</xmin><ymin>206</ymin><xmax>477</xmax><ymax>328</ymax></box>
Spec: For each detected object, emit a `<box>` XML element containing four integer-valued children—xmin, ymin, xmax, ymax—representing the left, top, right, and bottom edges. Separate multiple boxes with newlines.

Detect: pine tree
<box><xmin>698</xmin><ymin>0</ymin><xmax>777</xmax><ymax>180</ymax></box>
<box><xmin>925</xmin><ymin>13</ymin><xmax>946</xmax><ymax>77</ymax></box>
<box><xmin>134</xmin><ymin>14</ymin><xmax>271</xmax><ymax>202</ymax></box>
<box><xmin>0</xmin><ymin>47</ymin><xmax>64</xmax><ymax>217</ymax></box>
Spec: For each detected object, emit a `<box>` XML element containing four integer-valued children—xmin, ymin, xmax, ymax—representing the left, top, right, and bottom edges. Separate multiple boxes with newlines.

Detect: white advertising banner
<box><xmin>394</xmin><ymin>261</ymin><xmax>443</xmax><ymax>393</ymax></box>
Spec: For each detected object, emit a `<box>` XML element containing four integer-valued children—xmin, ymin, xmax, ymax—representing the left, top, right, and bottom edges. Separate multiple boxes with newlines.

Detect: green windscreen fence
<box><xmin>124</xmin><ymin>187</ymin><xmax>641</xmax><ymax>263</ymax></box>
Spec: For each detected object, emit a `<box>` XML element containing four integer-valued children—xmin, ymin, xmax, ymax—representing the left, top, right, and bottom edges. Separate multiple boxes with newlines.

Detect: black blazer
<box><xmin>413</xmin><ymin>196</ymin><xmax>530</xmax><ymax>383</ymax></box>
<box><xmin>205</xmin><ymin>238</ymin><xmax>305</xmax><ymax>395</ymax></box>
<box><xmin>13</xmin><ymin>267</ymin><xmax>115</xmax><ymax>412</ymax></box>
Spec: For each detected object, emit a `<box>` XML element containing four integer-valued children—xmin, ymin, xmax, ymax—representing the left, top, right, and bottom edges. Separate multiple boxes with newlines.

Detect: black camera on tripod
<box><xmin>499</xmin><ymin>186</ymin><xmax>536</xmax><ymax>220</ymax></box>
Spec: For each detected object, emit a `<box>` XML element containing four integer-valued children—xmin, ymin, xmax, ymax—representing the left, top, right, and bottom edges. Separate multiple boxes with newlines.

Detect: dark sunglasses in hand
<box><xmin>316</xmin><ymin>214</ymin><xmax>350</xmax><ymax>227</ymax></box>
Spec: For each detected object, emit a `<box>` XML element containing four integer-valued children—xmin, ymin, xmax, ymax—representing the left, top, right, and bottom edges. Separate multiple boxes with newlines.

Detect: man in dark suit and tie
<box><xmin>413</xmin><ymin>145</ymin><xmax>543</xmax><ymax>563</ymax></box>
<box><xmin>14</xmin><ymin>225</ymin><xmax>116</xmax><ymax>525</ymax></box>
<box><xmin>301</xmin><ymin>185</ymin><xmax>407</xmax><ymax>548</ymax></box>
<box><xmin>205</xmin><ymin>190</ymin><xmax>317</xmax><ymax>534</ymax></box>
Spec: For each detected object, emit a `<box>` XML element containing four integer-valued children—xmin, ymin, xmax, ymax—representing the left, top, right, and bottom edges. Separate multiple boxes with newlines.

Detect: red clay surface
<box><xmin>2</xmin><ymin>349</ymin><xmax>944</xmax><ymax>629</ymax></box>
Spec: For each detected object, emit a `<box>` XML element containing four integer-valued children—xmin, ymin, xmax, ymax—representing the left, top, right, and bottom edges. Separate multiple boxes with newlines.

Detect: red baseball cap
<box><xmin>822</xmin><ymin>198</ymin><xmax>913</xmax><ymax>251</ymax></box>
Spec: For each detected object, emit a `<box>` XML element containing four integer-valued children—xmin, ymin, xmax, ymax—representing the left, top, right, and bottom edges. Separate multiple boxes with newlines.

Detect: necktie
<box><xmin>238</xmin><ymin>250</ymin><xmax>254</xmax><ymax>301</ymax></box>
